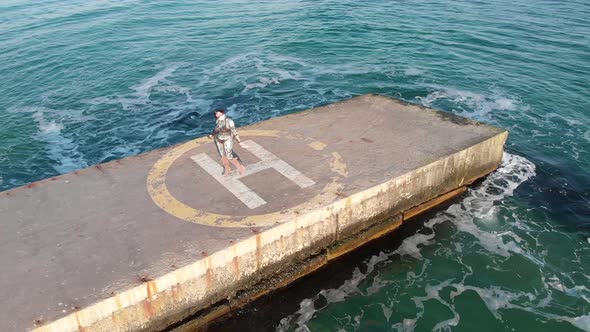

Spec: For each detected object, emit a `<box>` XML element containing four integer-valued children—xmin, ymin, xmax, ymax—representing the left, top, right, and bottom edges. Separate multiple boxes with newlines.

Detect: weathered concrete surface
<box><xmin>0</xmin><ymin>94</ymin><xmax>507</xmax><ymax>331</ymax></box>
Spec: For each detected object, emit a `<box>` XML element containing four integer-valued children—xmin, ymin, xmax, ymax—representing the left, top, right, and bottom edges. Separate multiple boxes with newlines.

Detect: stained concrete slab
<box><xmin>0</xmin><ymin>94</ymin><xmax>507</xmax><ymax>331</ymax></box>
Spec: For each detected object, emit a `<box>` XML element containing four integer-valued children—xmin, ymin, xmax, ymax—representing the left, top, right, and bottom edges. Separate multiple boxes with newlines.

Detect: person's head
<box><xmin>214</xmin><ymin>109</ymin><xmax>225</xmax><ymax>119</ymax></box>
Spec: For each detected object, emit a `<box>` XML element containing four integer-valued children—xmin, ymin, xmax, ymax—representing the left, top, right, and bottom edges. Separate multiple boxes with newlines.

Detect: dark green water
<box><xmin>0</xmin><ymin>1</ymin><xmax>588</xmax><ymax>331</ymax></box>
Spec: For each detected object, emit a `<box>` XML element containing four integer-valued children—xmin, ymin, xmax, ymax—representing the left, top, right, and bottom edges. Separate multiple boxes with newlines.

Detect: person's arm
<box><xmin>208</xmin><ymin>123</ymin><xmax>217</xmax><ymax>139</ymax></box>
<box><xmin>228</xmin><ymin>119</ymin><xmax>241</xmax><ymax>144</ymax></box>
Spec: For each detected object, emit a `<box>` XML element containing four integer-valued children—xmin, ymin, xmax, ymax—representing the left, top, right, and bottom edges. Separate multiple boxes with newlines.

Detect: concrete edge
<box><xmin>32</xmin><ymin>130</ymin><xmax>508</xmax><ymax>332</ymax></box>
<box><xmin>176</xmin><ymin>185</ymin><xmax>468</xmax><ymax>331</ymax></box>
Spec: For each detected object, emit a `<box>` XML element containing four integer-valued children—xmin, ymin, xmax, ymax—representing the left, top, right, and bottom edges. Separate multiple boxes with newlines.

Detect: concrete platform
<box><xmin>0</xmin><ymin>94</ymin><xmax>507</xmax><ymax>331</ymax></box>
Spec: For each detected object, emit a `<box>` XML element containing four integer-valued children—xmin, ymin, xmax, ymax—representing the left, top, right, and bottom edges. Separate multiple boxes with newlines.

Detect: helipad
<box><xmin>0</xmin><ymin>94</ymin><xmax>507</xmax><ymax>331</ymax></box>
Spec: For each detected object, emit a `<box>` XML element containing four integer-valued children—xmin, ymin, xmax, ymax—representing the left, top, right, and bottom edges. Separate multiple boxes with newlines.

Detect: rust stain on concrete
<box><xmin>255</xmin><ymin>234</ymin><xmax>262</xmax><ymax>270</ymax></box>
<box><xmin>142</xmin><ymin>299</ymin><xmax>155</xmax><ymax>319</ymax></box>
<box><xmin>205</xmin><ymin>268</ymin><xmax>214</xmax><ymax>291</ymax></box>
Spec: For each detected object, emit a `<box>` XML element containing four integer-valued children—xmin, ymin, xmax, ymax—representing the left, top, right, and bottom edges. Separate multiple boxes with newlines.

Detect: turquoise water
<box><xmin>1</xmin><ymin>0</ymin><xmax>589</xmax><ymax>331</ymax></box>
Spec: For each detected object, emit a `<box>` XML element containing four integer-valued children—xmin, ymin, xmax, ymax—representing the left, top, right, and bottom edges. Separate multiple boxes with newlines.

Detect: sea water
<box><xmin>0</xmin><ymin>1</ymin><xmax>588</xmax><ymax>331</ymax></box>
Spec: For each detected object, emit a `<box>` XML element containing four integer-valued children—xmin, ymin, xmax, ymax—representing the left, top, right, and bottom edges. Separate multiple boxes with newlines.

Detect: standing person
<box><xmin>208</xmin><ymin>109</ymin><xmax>246</xmax><ymax>176</ymax></box>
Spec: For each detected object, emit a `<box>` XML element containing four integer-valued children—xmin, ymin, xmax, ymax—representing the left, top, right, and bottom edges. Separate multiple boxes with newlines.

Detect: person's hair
<box><xmin>214</xmin><ymin>108</ymin><xmax>226</xmax><ymax>115</ymax></box>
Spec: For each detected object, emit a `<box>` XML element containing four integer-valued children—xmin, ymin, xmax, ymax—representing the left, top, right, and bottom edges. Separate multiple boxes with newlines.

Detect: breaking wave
<box><xmin>276</xmin><ymin>153</ymin><xmax>589</xmax><ymax>332</ymax></box>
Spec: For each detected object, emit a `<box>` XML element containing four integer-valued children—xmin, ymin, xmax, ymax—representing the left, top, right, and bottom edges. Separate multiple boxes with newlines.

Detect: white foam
<box><xmin>416</xmin><ymin>86</ymin><xmax>519</xmax><ymax>121</ymax></box>
<box><xmin>266</xmin><ymin>53</ymin><xmax>309</xmax><ymax>67</ymax></box>
<box><xmin>395</xmin><ymin>232</ymin><xmax>435</xmax><ymax>259</ymax></box>
<box><xmin>83</xmin><ymin>64</ymin><xmax>184</xmax><ymax>110</ymax></box>
<box><xmin>391</xmin><ymin>318</ymin><xmax>417</xmax><ymax>332</ymax></box>
<box><xmin>494</xmin><ymin>97</ymin><xmax>516</xmax><ymax>111</ymax></box>
<box><xmin>366</xmin><ymin>275</ymin><xmax>390</xmax><ymax>295</ymax></box>
<box><xmin>547</xmin><ymin>277</ymin><xmax>590</xmax><ymax>304</ymax></box>
<box><xmin>451</xmin><ymin>283</ymin><xmax>590</xmax><ymax>331</ymax></box>
<box><xmin>206</xmin><ymin>52</ymin><xmax>305</xmax><ymax>94</ymax></box>
<box><xmin>276</xmin><ymin>251</ymin><xmax>390</xmax><ymax>331</ymax></box>
<box><xmin>30</xmin><ymin>108</ymin><xmax>88</xmax><ymax>174</ymax></box>
<box><xmin>416</xmin><ymin>86</ymin><xmax>589</xmax><ymax>167</ymax></box>
<box><xmin>277</xmin><ymin>153</ymin><xmax>538</xmax><ymax>331</ymax></box>
<box><xmin>571</xmin><ymin>315</ymin><xmax>590</xmax><ymax>331</ymax></box>
<box><xmin>380</xmin><ymin>303</ymin><xmax>393</xmax><ymax>322</ymax></box>
<box><xmin>452</xmin><ymin>284</ymin><xmax>519</xmax><ymax>319</ymax></box>
<box><xmin>153</xmin><ymin>84</ymin><xmax>190</xmax><ymax>95</ymax></box>
<box><xmin>404</xmin><ymin>67</ymin><xmax>423</xmax><ymax>76</ymax></box>
<box><xmin>396</xmin><ymin>153</ymin><xmax>537</xmax><ymax>263</ymax></box>
<box><xmin>38</xmin><ymin>121</ymin><xmax>64</xmax><ymax>135</ymax></box>
<box><xmin>242</xmin><ymin>76</ymin><xmax>281</xmax><ymax>93</ymax></box>
<box><xmin>214</xmin><ymin>52</ymin><xmax>254</xmax><ymax>71</ymax></box>
<box><xmin>278</xmin><ymin>148</ymin><xmax>590</xmax><ymax>331</ymax></box>
<box><xmin>132</xmin><ymin>65</ymin><xmax>179</xmax><ymax>100</ymax></box>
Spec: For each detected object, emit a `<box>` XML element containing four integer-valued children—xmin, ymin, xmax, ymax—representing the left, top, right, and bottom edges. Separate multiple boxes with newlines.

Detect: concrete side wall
<box><xmin>34</xmin><ymin>131</ymin><xmax>507</xmax><ymax>332</ymax></box>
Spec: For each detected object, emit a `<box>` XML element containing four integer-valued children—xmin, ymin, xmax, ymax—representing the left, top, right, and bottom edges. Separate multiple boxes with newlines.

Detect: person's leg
<box><xmin>216</xmin><ymin>139</ymin><xmax>233</xmax><ymax>176</ymax></box>
<box><xmin>223</xmin><ymin>140</ymin><xmax>236</xmax><ymax>176</ymax></box>
<box><xmin>221</xmin><ymin>157</ymin><xmax>232</xmax><ymax>176</ymax></box>
<box><xmin>230</xmin><ymin>158</ymin><xmax>246</xmax><ymax>175</ymax></box>
<box><xmin>226</xmin><ymin>139</ymin><xmax>245</xmax><ymax>175</ymax></box>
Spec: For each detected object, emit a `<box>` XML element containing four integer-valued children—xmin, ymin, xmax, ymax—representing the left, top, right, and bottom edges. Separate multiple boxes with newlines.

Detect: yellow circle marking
<box><xmin>146</xmin><ymin>130</ymin><xmax>347</xmax><ymax>228</ymax></box>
